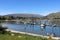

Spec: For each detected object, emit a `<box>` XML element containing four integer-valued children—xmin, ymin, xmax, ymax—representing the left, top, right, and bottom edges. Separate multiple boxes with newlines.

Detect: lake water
<box><xmin>1</xmin><ymin>22</ymin><xmax>60</xmax><ymax>37</ymax></box>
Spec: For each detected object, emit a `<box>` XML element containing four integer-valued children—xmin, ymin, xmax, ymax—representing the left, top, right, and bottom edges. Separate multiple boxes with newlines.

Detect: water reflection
<box><xmin>1</xmin><ymin>20</ymin><xmax>60</xmax><ymax>37</ymax></box>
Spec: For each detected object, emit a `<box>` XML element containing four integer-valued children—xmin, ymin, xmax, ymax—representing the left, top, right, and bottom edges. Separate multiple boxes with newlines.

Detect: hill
<box><xmin>46</xmin><ymin>12</ymin><xmax>60</xmax><ymax>19</ymax></box>
<box><xmin>3</xmin><ymin>13</ymin><xmax>43</xmax><ymax>18</ymax></box>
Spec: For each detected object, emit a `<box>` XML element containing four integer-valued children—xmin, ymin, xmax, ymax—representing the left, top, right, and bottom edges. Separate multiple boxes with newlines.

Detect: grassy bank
<box><xmin>0</xmin><ymin>32</ymin><xmax>54</xmax><ymax>40</ymax></box>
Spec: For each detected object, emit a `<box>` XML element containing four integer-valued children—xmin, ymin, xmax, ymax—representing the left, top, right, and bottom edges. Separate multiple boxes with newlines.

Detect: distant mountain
<box><xmin>46</xmin><ymin>12</ymin><xmax>60</xmax><ymax>19</ymax></box>
<box><xmin>3</xmin><ymin>13</ymin><xmax>43</xmax><ymax>18</ymax></box>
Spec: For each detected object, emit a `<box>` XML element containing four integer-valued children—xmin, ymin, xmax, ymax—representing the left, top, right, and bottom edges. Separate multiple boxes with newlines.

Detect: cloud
<box><xmin>0</xmin><ymin>10</ymin><xmax>13</xmax><ymax>15</ymax></box>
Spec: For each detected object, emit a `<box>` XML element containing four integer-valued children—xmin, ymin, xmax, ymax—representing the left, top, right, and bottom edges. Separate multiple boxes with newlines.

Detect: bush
<box><xmin>0</xmin><ymin>24</ymin><xmax>7</xmax><ymax>34</ymax></box>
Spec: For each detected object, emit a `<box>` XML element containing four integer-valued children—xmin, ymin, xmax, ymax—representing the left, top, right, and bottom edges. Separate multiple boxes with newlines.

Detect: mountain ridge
<box><xmin>3</xmin><ymin>13</ymin><xmax>43</xmax><ymax>18</ymax></box>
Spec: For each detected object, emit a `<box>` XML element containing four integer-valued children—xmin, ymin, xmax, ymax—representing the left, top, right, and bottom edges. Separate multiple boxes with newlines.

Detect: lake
<box><xmin>1</xmin><ymin>21</ymin><xmax>60</xmax><ymax>37</ymax></box>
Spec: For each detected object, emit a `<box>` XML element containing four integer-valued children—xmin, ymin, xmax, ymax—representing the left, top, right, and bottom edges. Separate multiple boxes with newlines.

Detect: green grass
<box><xmin>0</xmin><ymin>32</ymin><xmax>55</xmax><ymax>40</ymax></box>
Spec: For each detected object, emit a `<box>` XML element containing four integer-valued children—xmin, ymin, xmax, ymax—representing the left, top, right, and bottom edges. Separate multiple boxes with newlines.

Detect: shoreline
<box><xmin>6</xmin><ymin>29</ymin><xmax>60</xmax><ymax>40</ymax></box>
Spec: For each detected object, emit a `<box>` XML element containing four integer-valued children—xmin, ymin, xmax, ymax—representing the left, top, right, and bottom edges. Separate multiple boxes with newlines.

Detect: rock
<box><xmin>11</xmin><ymin>34</ymin><xmax>15</xmax><ymax>36</ymax></box>
<box><xmin>18</xmin><ymin>36</ymin><xmax>21</xmax><ymax>38</ymax></box>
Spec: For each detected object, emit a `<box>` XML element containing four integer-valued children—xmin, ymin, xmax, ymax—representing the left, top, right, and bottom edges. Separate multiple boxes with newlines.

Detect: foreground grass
<box><xmin>0</xmin><ymin>32</ymin><xmax>55</xmax><ymax>40</ymax></box>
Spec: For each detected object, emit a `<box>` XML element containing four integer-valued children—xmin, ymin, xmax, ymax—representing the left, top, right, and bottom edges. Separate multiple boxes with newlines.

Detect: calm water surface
<box><xmin>1</xmin><ymin>22</ymin><xmax>60</xmax><ymax>37</ymax></box>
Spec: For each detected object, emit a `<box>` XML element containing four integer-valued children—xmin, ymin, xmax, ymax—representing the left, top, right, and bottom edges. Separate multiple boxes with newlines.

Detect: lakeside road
<box><xmin>6</xmin><ymin>29</ymin><xmax>60</xmax><ymax>40</ymax></box>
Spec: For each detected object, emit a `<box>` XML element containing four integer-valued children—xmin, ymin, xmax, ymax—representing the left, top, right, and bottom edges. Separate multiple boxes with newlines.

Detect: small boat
<box><xmin>40</xmin><ymin>24</ymin><xmax>46</xmax><ymax>29</ymax></box>
<box><xmin>52</xmin><ymin>24</ymin><xmax>56</xmax><ymax>27</ymax></box>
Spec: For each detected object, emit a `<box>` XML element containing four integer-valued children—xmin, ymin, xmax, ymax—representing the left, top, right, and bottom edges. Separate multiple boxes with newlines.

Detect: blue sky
<box><xmin>0</xmin><ymin>0</ymin><xmax>60</xmax><ymax>16</ymax></box>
